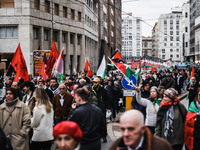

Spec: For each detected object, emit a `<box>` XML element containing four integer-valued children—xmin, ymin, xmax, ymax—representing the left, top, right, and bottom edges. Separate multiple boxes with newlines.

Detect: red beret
<box><xmin>53</xmin><ymin>121</ymin><xmax>82</xmax><ymax>142</ymax></box>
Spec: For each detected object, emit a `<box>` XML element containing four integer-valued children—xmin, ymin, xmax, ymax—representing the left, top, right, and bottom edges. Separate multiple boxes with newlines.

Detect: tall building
<box><xmin>142</xmin><ymin>36</ymin><xmax>152</xmax><ymax>57</ymax></box>
<box><xmin>157</xmin><ymin>7</ymin><xmax>183</xmax><ymax>62</ymax></box>
<box><xmin>121</xmin><ymin>14</ymin><xmax>142</xmax><ymax>63</ymax></box>
<box><xmin>152</xmin><ymin>22</ymin><xmax>159</xmax><ymax>58</ymax></box>
<box><xmin>98</xmin><ymin>0</ymin><xmax>122</xmax><ymax>63</ymax></box>
<box><xmin>190</xmin><ymin>0</ymin><xmax>200</xmax><ymax>61</ymax></box>
<box><xmin>0</xmin><ymin>0</ymin><xmax>99</xmax><ymax>75</ymax></box>
<box><xmin>182</xmin><ymin>2</ymin><xmax>191</xmax><ymax>62</ymax></box>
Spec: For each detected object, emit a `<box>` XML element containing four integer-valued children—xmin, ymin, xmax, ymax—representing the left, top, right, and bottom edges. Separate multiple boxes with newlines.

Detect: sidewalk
<box><xmin>107</xmin><ymin>91</ymin><xmax>189</xmax><ymax>141</ymax></box>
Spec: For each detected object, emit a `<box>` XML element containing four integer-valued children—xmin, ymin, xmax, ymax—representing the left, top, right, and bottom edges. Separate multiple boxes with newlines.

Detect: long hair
<box><xmin>35</xmin><ymin>88</ymin><xmax>52</xmax><ymax>113</ymax></box>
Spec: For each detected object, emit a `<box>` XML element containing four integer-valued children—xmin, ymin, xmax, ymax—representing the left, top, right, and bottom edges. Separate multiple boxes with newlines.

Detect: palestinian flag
<box><xmin>109</xmin><ymin>57</ymin><xmax>134</xmax><ymax>79</ymax></box>
<box><xmin>97</xmin><ymin>55</ymin><xmax>106</xmax><ymax>79</ymax></box>
<box><xmin>135</xmin><ymin>57</ymin><xmax>141</xmax><ymax>80</ymax></box>
<box><xmin>52</xmin><ymin>48</ymin><xmax>64</xmax><ymax>84</ymax></box>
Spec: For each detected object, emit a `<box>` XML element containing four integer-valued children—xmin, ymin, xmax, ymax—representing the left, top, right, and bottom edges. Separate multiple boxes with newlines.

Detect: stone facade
<box><xmin>0</xmin><ymin>0</ymin><xmax>99</xmax><ymax>75</ymax></box>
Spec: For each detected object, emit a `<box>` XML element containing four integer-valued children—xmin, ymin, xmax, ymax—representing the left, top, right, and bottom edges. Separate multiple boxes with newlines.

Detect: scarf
<box><xmin>196</xmin><ymin>100</ymin><xmax>200</xmax><ymax>112</ymax></box>
<box><xmin>153</xmin><ymin>99</ymin><xmax>162</xmax><ymax>106</ymax></box>
<box><xmin>164</xmin><ymin>106</ymin><xmax>174</xmax><ymax>139</ymax></box>
<box><xmin>6</xmin><ymin>99</ymin><xmax>18</xmax><ymax>112</ymax></box>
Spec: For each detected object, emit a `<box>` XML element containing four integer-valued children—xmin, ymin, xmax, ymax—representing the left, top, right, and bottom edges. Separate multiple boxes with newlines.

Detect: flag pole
<box><xmin>5</xmin><ymin>63</ymin><xmax>12</xmax><ymax>77</ymax></box>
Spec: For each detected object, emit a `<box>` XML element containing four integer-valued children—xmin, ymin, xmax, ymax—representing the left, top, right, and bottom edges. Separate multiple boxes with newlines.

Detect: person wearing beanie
<box><xmin>53</xmin><ymin>121</ymin><xmax>82</xmax><ymax>150</ymax></box>
<box><xmin>135</xmin><ymin>86</ymin><xmax>162</xmax><ymax>134</ymax></box>
<box><xmin>155</xmin><ymin>88</ymin><xmax>187</xmax><ymax>150</ymax></box>
<box><xmin>0</xmin><ymin>87</ymin><xmax>31</xmax><ymax>150</ymax></box>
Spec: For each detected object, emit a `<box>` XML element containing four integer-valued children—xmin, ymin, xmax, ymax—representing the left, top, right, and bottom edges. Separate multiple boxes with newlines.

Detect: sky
<box><xmin>122</xmin><ymin>0</ymin><xmax>188</xmax><ymax>36</ymax></box>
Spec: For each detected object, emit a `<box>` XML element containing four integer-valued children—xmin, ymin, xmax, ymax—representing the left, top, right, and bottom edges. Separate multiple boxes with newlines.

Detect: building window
<box><xmin>77</xmin><ymin>35</ymin><xmax>81</xmax><ymax>45</ymax></box>
<box><xmin>0</xmin><ymin>0</ymin><xmax>14</xmax><ymax>8</ymax></box>
<box><xmin>34</xmin><ymin>0</ymin><xmax>40</xmax><ymax>10</ymax></box>
<box><xmin>53</xmin><ymin>30</ymin><xmax>58</xmax><ymax>42</ymax></box>
<box><xmin>33</xmin><ymin>27</ymin><xmax>39</xmax><ymax>39</ymax></box>
<box><xmin>186</xmin><ymin>42</ymin><xmax>188</xmax><ymax>47</ymax></box>
<box><xmin>54</xmin><ymin>3</ymin><xmax>59</xmax><ymax>16</ymax></box>
<box><xmin>70</xmin><ymin>34</ymin><xmax>74</xmax><ymax>44</ymax></box>
<box><xmin>62</xmin><ymin>33</ymin><xmax>66</xmax><ymax>43</ymax></box>
<box><xmin>0</xmin><ymin>26</ymin><xmax>18</xmax><ymax>38</ymax></box>
<box><xmin>176</xmin><ymin>31</ymin><xmax>179</xmax><ymax>35</ymax></box>
<box><xmin>170</xmin><ymin>54</ymin><xmax>173</xmax><ymax>58</ymax></box>
<box><xmin>45</xmin><ymin>0</ymin><xmax>50</xmax><ymax>13</ymax></box>
<box><xmin>63</xmin><ymin>7</ymin><xmax>67</xmax><ymax>18</ymax></box>
<box><xmin>164</xmin><ymin>20</ymin><xmax>167</xmax><ymax>24</ymax></box>
<box><xmin>164</xmin><ymin>37</ymin><xmax>167</xmax><ymax>41</ymax></box>
<box><xmin>185</xmin><ymin>27</ymin><xmax>188</xmax><ymax>32</ymax></box>
<box><xmin>78</xmin><ymin>12</ymin><xmax>81</xmax><ymax>22</ymax></box>
<box><xmin>170</xmin><ymin>36</ymin><xmax>173</xmax><ymax>41</ymax></box>
<box><xmin>162</xmin><ymin>55</ymin><xmax>165</xmax><ymax>59</ymax></box>
<box><xmin>176</xmin><ymin>43</ymin><xmax>179</xmax><ymax>46</ymax></box>
<box><xmin>164</xmin><ymin>43</ymin><xmax>167</xmax><ymax>46</ymax></box>
<box><xmin>162</xmin><ymin>49</ymin><xmax>165</xmax><ymax>53</ymax></box>
<box><xmin>177</xmin><ymin>55</ymin><xmax>179</xmax><ymax>58</ymax></box>
<box><xmin>170</xmin><ymin>49</ymin><xmax>173</xmax><ymax>52</ymax></box>
<box><xmin>176</xmin><ymin>49</ymin><xmax>179</xmax><ymax>52</ymax></box>
<box><xmin>185</xmin><ymin>12</ymin><xmax>188</xmax><ymax>18</ymax></box>
<box><xmin>176</xmin><ymin>37</ymin><xmax>179</xmax><ymax>41</ymax></box>
<box><xmin>44</xmin><ymin>29</ymin><xmax>49</xmax><ymax>41</ymax></box>
<box><xmin>170</xmin><ymin>31</ymin><xmax>173</xmax><ymax>35</ymax></box>
<box><xmin>170</xmin><ymin>43</ymin><xmax>173</xmax><ymax>46</ymax></box>
<box><xmin>170</xmin><ymin>20</ymin><xmax>173</xmax><ymax>24</ymax></box>
<box><xmin>71</xmin><ymin>9</ymin><xmax>75</xmax><ymax>20</ymax></box>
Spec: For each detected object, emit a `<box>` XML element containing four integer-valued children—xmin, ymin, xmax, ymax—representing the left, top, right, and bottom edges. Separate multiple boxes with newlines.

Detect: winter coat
<box><xmin>109</xmin><ymin>128</ymin><xmax>172</xmax><ymax>150</ymax></box>
<box><xmin>104</xmin><ymin>85</ymin><xmax>117</xmax><ymax>109</ymax></box>
<box><xmin>160</xmin><ymin>77</ymin><xmax>175</xmax><ymax>89</ymax></box>
<box><xmin>131</xmin><ymin>87</ymin><xmax>150</xmax><ymax>118</ymax></box>
<box><xmin>136</xmin><ymin>92</ymin><xmax>161</xmax><ymax>127</ymax></box>
<box><xmin>31</xmin><ymin>104</ymin><xmax>54</xmax><ymax>142</ymax></box>
<box><xmin>184</xmin><ymin>101</ymin><xmax>200</xmax><ymax>150</ymax></box>
<box><xmin>88</xmin><ymin>92</ymin><xmax>98</xmax><ymax>106</ymax></box>
<box><xmin>187</xmin><ymin>82</ymin><xmax>199</xmax><ymax>102</ymax></box>
<box><xmin>52</xmin><ymin>92</ymin><xmax>73</xmax><ymax>120</ymax></box>
<box><xmin>22</xmin><ymin>92</ymin><xmax>36</xmax><ymax>113</ymax></box>
<box><xmin>0</xmin><ymin>99</ymin><xmax>31</xmax><ymax>150</ymax></box>
<box><xmin>155</xmin><ymin>102</ymin><xmax>187</xmax><ymax>146</ymax></box>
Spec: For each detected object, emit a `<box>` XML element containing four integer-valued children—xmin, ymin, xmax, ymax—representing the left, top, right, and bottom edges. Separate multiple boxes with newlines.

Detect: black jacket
<box><xmin>91</xmin><ymin>85</ymin><xmax>107</xmax><ymax>113</ymax></box>
<box><xmin>187</xmin><ymin>81</ymin><xmax>199</xmax><ymax>102</ymax></box>
<box><xmin>68</xmin><ymin>103</ymin><xmax>104</xmax><ymax>144</ymax></box>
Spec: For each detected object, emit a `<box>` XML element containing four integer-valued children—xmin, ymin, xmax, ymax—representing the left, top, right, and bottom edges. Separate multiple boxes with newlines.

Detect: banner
<box><xmin>33</xmin><ymin>50</ymin><xmax>50</xmax><ymax>76</ymax></box>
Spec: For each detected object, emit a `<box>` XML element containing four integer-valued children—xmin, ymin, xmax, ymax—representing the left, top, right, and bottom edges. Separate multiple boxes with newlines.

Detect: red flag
<box><xmin>112</xmin><ymin>51</ymin><xmax>123</xmax><ymax>61</ymax></box>
<box><xmin>40</xmin><ymin>60</ymin><xmax>48</xmax><ymax>80</ymax></box>
<box><xmin>111</xmin><ymin>59</ymin><xmax>126</xmax><ymax>75</ymax></box>
<box><xmin>11</xmin><ymin>43</ymin><xmax>29</xmax><ymax>81</ymax></box>
<box><xmin>163</xmin><ymin>69</ymin><xmax>166</xmax><ymax>73</ymax></box>
<box><xmin>154</xmin><ymin>68</ymin><xmax>158</xmax><ymax>72</ymax></box>
<box><xmin>191</xmin><ymin>66</ymin><xmax>194</xmax><ymax>79</ymax></box>
<box><xmin>151</xmin><ymin>67</ymin><xmax>154</xmax><ymax>73</ymax></box>
<box><xmin>46</xmin><ymin>40</ymin><xmax>59</xmax><ymax>76</ymax></box>
<box><xmin>84</xmin><ymin>59</ymin><xmax>93</xmax><ymax>77</ymax></box>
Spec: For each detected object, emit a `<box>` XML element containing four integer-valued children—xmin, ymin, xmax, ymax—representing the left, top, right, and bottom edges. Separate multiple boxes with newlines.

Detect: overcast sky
<box><xmin>122</xmin><ymin>0</ymin><xmax>188</xmax><ymax>36</ymax></box>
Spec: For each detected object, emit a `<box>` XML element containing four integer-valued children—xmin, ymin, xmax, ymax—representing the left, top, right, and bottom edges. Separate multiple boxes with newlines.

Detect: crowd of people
<box><xmin>0</xmin><ymin>67</ymin><xmax>200</xmax><ymax>150</ymax></box>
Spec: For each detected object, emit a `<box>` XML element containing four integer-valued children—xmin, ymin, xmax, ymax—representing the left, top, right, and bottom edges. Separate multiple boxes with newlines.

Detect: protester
<box><xmin>131</xmin><ymin>80</ymin><xmax>150</xmax><ymax>118</ymax></box>
<box><xmin>187</xmin><ymin>77</ymin><xmax>199</xmax><ymax>107</ymax></box>
<box><xmin>53</xmin><ymin>121</ymin><xmax>82</xmax><ymax>150</ymax></box>
<box><xmin>68</xmin><ymin>88</ymin><xmax>104</xmax><ymax>150</ymax></box>
<box><xmin>155</xmin><ymin>88</ymin><xmax>187</xmax><ymax>150</ymax></box>
<box><xmin>0</xmin><ymin>87</ymin><xmax>31</xmax><ymax>150</ymax></box>
<box><xmin>52</xmin><ymin>84</ymin><xmax>73</xmax><ymax>124</ymax></box>
<box><xmin>30</xmin><ymin>88</ymin><xmax>54</xmax><ymax>150</ymax></box>
<box><xmin>37</xmin><ymin>79</ymin><xmax>54</xmax><ymax>103</ymax></box>
<box><xmin>160</xmin><ymin>73</ymin><xmax>175</xmax><ymax>89</ymax></box>
<box><xmin>176</xmin><ymin>72</ymin><xmax>184</xmax><ymax>95</ymax></box>
<box><xmin>109</xmin><ymin>110</ymin><xmax>172</xmax><ymax>150</ymax></box>
<box><xmin>135</xmin><ymin>86</ymin><xmax>162</xmax><ymax>134</ymax></box>
<box><xmin>83</xmin><ymin>85</ymin><xmax>98</xmax><ymax>106</ymax></box>
<box><xmin>91</xmin><ymin>77</ymin><xmax>107</xmax><ymax>142</ymax></box>
<box><xmin>79</xmin><ymin>72</ymin><xmax>90</xmax><ymax>84</ymax></box>
<box><xmin>5</xmin><ymin>77</ymin><xmax>13</xmax><ymax>89</ymax></box>
<box><xmin>49</xmin><ymin>77</ymin><xmax>60</xmax><ymax>95</ymax></box>
<box><xmin>185</xmin><ymin>88</ymin><xmax>200</xmax><ymax>150</ymax></box>
<box><xmin>11</xmin><ymin>81</ymin><xmax>25</xmax><ymax>100</ymax></box>
<box><xmin>22</xmin><ymin>81</ymin><xmax>35</xmax><ymax>113</ymax></box>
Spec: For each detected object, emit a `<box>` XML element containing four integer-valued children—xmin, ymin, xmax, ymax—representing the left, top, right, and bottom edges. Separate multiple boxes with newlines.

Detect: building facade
<box><xmin>157</xmin><ymin>7</ymin><xmax>183</xmax><ymax>62</ymax></box>
<box><xmin>98</xmin><ymin>0</ymin><xmax>122</xmax><ymax>64</ymax></box>
<box><xmin>152</xmin><ymin>22</ymin><xmax>159</xmax><ymax>58</ymax></box>
<box><xmin>0</xmin><ymin>0</ymin><xmax>99</xmax><ymax>75</ymax></box>
<box><xmin>182</xmin><ymin>2</ymin><xmax>191</xmax><ymax>62</ymax></box>
<box><xmin>142</xmin><ymin>36</ymin><xmax>152</xmax><ymax>57</ymax></box>
<box><xmin>121</xmin><ymin>14</ymin><xmax>142</xmax><ymax>63</ymax></box>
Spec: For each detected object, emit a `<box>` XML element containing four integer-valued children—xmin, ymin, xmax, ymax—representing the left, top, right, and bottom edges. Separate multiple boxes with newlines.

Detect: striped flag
<box><xmin>97</xmin><ymin>55</ymin><xmax>106</xmax><ymax>79</ymax></box>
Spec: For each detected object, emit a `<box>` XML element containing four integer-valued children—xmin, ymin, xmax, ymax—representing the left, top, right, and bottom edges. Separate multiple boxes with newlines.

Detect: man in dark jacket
<box><xmin>68</xmin><ymin>88</ymin><xmax>104</xmax><ymax>150</ymax></box>
<box><xmin>131</xmin><ymin>80</ymin><xmax>150</xmax><ymax>119</ymax></box>
<box><xmin>187</xmin><ymin>77</ymin><xmax>199</xmax><ymax>107</ymax></box>
<box><xmin>160</xmin><ymin>73</ymin><xmax>175</xmax><ymax>89</ymax></box>
<box><xmin>109</xmin><ymin>110</ymin><xmax>172</xmax><ymax>150</ymax></box>
<box><xmin>91</xmin><ymin>77</ymin><xmax>107</xmax><ymax>142</ymax></box>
